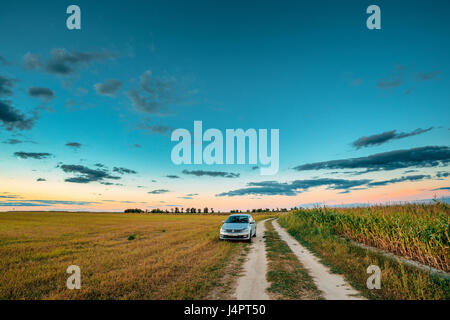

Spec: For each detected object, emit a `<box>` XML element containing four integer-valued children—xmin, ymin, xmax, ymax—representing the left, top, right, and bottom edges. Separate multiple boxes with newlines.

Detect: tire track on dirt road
<box><xmin>272</xmin><ymin>219</ymin><xmax>364</xmax><ymax>300</ymax></box>
<box><xmin>235</xmin><ymin>219</ymin><xmax>270</xmax><ymax>300</ymax></box>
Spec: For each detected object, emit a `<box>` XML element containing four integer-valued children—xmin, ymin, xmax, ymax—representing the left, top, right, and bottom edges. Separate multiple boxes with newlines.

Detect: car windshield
<box><xmin>225</xmin><ymin>215</ymin><xmax>249</xmax><ymax>223</ymax></box>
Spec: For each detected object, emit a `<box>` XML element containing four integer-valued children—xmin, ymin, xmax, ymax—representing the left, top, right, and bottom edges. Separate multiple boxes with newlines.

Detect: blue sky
<box><xmin>0</xmin><ymin>0</ymin><xmax>449</xmax><ymax>211</ymax></box>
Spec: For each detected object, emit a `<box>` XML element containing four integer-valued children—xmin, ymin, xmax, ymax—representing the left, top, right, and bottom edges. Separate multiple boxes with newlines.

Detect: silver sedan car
<box><xmin>219</xmin><ymin>214</ymin><xmax>256</xmax><ymax>242</ymax></box>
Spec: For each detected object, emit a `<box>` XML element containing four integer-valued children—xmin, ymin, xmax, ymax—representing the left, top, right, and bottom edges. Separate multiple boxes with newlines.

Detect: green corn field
<box><xmin>280</xmin><ymin>202</ymin><xmax>449</xmax><ymax>272</ymax></box>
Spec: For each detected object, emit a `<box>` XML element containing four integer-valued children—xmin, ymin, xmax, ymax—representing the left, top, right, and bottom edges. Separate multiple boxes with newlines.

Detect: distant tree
<box><xmin>175</xmin><ymin>207</ymin><xmax>179</xmax><ymax>213</ymax></box>
<box><xmin>181</xmin><ymin>208</ymin><xmax>184</xmax><ymax>213</ymax></box>
<box><xmin>191</xmin><ymin>208</ymin><xmax>196</xmax><ymax>213</ymax></box>
<box><xmin>203</xmin><ymin>207</ymin><xmax>208</xmax><ymax>213</ymax></box>
<box><xmin>124</xmin><ymin>208</ymin><xmax>144</xmax><ymax>213</ymax></box>
<box><xmin>211</xmin><ymin>208</ymin><xmax>214</xmax><ymax>213</ymax></box>
<box><xmin>171</xmin><ymin>208</ymin><xmax>174</xmax><ymax>213</ymax></box>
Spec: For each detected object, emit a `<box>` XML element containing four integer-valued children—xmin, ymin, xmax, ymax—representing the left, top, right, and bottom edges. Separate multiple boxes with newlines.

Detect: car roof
<box><xmin>228</xmin><ymin>213</ymin><xmax>251</xmax><ymax>217</ymax></box>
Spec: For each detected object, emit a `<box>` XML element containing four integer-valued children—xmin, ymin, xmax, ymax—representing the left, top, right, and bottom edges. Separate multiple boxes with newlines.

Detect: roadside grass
<box><xmin>0</xmin><ymin>211</ymin><xmax>273</xmax><ymax>299</ymax></box>
<box><xmin>278</xmin><ymin>208</ymin><xmax>450</xmax><ymax>300</ymax></box>
<box><xmin>264</xmin><ymin>220</ymin><xmax>323</xmax><ymax>300</ymax></box>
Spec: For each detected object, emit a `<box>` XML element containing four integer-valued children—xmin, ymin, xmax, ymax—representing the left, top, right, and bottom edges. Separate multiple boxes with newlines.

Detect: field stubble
<box><xmin>0</xmin><ymin>211</ymin><xmax>270</xmax><ymax>299</ymax></box>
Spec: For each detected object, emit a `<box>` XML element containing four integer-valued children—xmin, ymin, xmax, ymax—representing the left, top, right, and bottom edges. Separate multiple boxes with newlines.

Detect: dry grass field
<box><xmin>0</xmin><ymin>211</ymin><xmax>271</xmax><ymax>300</ymax></box>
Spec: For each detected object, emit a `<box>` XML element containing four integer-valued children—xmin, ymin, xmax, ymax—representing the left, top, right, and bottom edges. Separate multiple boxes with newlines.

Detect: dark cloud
<box><xmin>59</xmin><ymin>164</ymin><xmax>120</xmax><ymax>183</ymax></box>
<box><xmin>94</xmin><ymin>79</ymin><xmax>123</xmax><ymax>96</ymax></box>
<box><xmin>65</xmin><ymin>141</ymin><xmax>82</xmax><ymax>148</ymax></box>
<box><xmin>128</xmin><ymin>70</ymin><xmax>195</xmax><ymax>115</ymax></box>
<box><xmin>416</xmin><ymin>71</ymin><xmax>440</xmax><ymax>81</ymax></box>
<box><xmin>217</xmin><ymin>178</ymin><xmax>371</xmax><ymax>197</ymax></box>
<box><xmin>36</xmin><ymin>178</ymin><xmax>46</xmax><ymax>182</ymax></box>
<box><xmin>128</xmin><ymin>89</ymin><xmax>161</xmax><ymax>114</ymax></box>
<box><xmin>148</xmin><ymin>189</ymin><xmax>169</xmax><ymax>194</ymax></box>
<box><xmin>3</xmin><ymin>138</ymin><xmax>22</xmax><ymax>144</ymax></box>
<box><xmin>137</xmin><ymin>119</ymin><xmax>173</xmax><ymax>135</ymax></box>
<box><xmin>0</xmin><ymin>100</ymin><xmax>35</xmax><ymax>131</ymax></box>
<box><xmin>252</xmin><ymin>166</ymin><xmax>259</xmax><ymax>170</ymax></box>
<box><xmin>0</xmin><ymin>75</ymin><xmax>36</xmax><ymax>131</ymax></box>
<box><xmin>182</xmin><ymin>169</ymin><xmax>240</xmax><ymax>178</ymax></box>
<box><xmin>144</xmin><ymin>124</ymin><xmax>172</xmax><ymax>135</ymax></box>
<box><xmin>0</xmin><ymin>199</ymin><xmax>99</xmax><ymax>207</ymax></box>
<box><xmin>113</xmin><ymin>167</ymin><xmax>137</xmax><ymax>175</ymax></box>
<box><xmin>377</xmin><ymin>79</ymin><xmax>402</xmax><ymax>89</ymax></box>
<box><xmin>0</xmin><ymin>193</ymin><xmax>20</xmax><ymax>199</ymax></box>
<box><xmin>293</xmin><ymin>146</ymin><xmax>450</xmax><ymax>172</ymax></box>
<box><xmin>377</xmin><ymin>65</ymin><xmax>404</xmax><ymax>89</ymax></box>
<box><xmin>14</xmin><ymin>151</ymin><xmax>51</xmax><ymax>159</ymax></box>
<box><xmin>23</xmin><ymin>49</ymin><xmax>116</xmax><ymax>76</ymax></box>
<box><xmin>166</xmin><ymin>175</ymin><xmax>180</xmax><ymax>179</ymax></box>
<box><xmin>100</xmin><ymin>182</ymin><xmax>123</xmax><ymax>186</ymax></box>
<box><xmin>0</xmin><ymin>75</ymin><xmax>14</xmax><ymax>96</ymax></box>
<box><xmin>217</xmin><ymin>174</ymin><xmax>433</xmax><ymax>197</ymax></box>
<box><xmin>27</xmin><ymin>87</ymin><xmax>54</xmax><ymax>101</ymax></box>
<box><xmin>431</xmin><ymin>187</ymin><xmax>450</xmax><ymax>191</ymax></box>
<box><xmin>436</xmin><ymin>171</ymin><xmax>449</xmax><ymax>178</ymax></box>
<box><xmin>352</xmin><ymin>127</ymin><xmax>433</xmax><ymax>149</ymax></box>
<box><xmin>368</xmin><ymin>175</ymin><xmax>431</xmax><ymax>187</ymax></box>
<box><xmin>179</xmin><ymin>193</ymin><xmax>198</xmax><ymax>199</ymax></box>
<box><xmin>133</xmin><ymin>144</ymin><xmax>141</xmax><ymax>148</ymax></box>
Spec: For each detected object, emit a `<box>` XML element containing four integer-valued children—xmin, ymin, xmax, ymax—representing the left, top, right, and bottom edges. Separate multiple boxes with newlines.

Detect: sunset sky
<box><xmin>1</xmin><ymin>0</ymin><xmax>449</xmax><ymax>211</ymax></box>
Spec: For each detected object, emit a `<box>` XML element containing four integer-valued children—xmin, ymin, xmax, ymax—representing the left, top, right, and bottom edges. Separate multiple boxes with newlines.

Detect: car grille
<box><xmin>222</xmin><ymin>235</ymin><xmax>247</xmax><ymax>239</ymax></box>
<box><xmin>225</xmin><ymin>229</ymin><xmax>245</xmax><ymax>233</ymax></box>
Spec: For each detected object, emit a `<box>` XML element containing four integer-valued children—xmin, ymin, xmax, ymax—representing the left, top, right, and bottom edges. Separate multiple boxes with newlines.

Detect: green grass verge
<box><xmin>264</xmin><ymin>220</ymin><xmax>323</xmax><ymax>300</ymax></box>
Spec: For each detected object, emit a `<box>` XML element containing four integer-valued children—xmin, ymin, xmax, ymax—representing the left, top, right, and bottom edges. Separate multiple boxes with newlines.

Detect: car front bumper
<box><xmin>220</xmin><ymin>232</ymin><xmax>250</xmax><ymax>240</ymax></box>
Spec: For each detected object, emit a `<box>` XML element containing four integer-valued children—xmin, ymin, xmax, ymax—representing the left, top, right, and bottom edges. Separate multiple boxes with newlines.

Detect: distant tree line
<box><xmin>124</xmin><ymin>207</ymin><xmax>296</xmax><ymax>214</ymax></box>
<box><xmin>230</xmin><ymin>208</ymin><xmax>291</xmax><ymax>213</ymax></box>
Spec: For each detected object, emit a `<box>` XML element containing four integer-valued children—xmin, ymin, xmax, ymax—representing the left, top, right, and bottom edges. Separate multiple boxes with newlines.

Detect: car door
<box><xmin>250</xmin><ymin>217</ymin><xmax>256</xmax><ymax>235</ymax></box>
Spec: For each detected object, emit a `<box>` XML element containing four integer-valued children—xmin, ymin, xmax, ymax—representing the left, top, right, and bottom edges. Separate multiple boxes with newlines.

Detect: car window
<box><xmin>225</xmin><ymin>215</ymin><xmax>249</xmax><ymax>223</ymax></box>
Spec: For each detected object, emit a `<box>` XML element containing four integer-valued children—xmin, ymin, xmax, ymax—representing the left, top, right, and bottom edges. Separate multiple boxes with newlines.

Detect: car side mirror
<box><xmin>250</xmin><ymin>221</ymin><xmax>255</xmax><ymax>224</ymax></box>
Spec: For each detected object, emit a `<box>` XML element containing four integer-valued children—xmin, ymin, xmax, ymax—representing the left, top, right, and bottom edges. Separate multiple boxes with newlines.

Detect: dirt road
<box><xmin>233</xmin><ymin>218</ymin><xmax>363</xmax><ymax>300</ymax></box>
<box><xmin>272</xmin><ymin>219</ymin><xmax>364</xmax><ymax>300</ymax></box>
<box><xmin>235</xmin><ymin>219</ymin><xmax>270</xmax><ymax>300</ymax></box>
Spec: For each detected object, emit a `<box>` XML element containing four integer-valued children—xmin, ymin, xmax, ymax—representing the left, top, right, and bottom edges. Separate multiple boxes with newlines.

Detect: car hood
<box><xmin>222</xmin><ymin>223</ymin><xmax>249</xmax><ymax>230</ymax></box>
